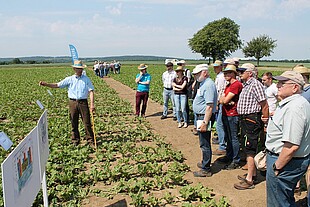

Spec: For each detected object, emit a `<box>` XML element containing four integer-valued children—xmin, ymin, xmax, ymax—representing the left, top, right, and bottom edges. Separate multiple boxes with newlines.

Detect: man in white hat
<box><xmin>265</xmin><ymin>71</ymin><xmax>310</xmax><ymax>206</ymax></box>
<box><xmin>192</xmin><ymin>64</ymin><xmax>217</xmax><ymax>177</ymax></box>
<box><xmin>39</xmin><ymin>60</ymin><xmax>95</xmax><ymax>148</ymax></box>
<box><xmin>135</xmin><ymin>64</ymin><xmax>151</xmax><ymax>118</ymax></box>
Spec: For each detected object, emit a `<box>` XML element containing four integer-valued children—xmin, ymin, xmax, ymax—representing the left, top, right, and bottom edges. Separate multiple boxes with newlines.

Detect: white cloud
<box><xmin>105</xmin><ymin>3</ymin><xmax>122</xmax><ymax>15</ymax></box>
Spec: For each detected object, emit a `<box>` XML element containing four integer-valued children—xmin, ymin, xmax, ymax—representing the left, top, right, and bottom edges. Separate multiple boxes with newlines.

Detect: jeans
<box><xmin>266</xmin><ymin>153</ymin><xmax>309</xmax><ymax>207</ymax></box>
<box><xmin>104</xmin><ymin>67</ymin><xmax>109</xmax><ymax>76</ymax></box>
<box><xmin>135</xmin><ymin>91</ymin><xmax>149</xmax><ymax>116</ymax></box>
<box><xmin>69</xmin><ymin>99</ymin><xmax>94</xmax><ymax>143</ymax></box>
<box><xmin>162</xmin><ymin>88</ymin><xmax>176</xmax><ymax>117</ymax></box>
<box><xmin>222</xmin><ymin>115</ymin><xmax>240</xmax><ymax>163</ymax></box>
<box><xmin>216</xmin><ymin>104</ymin><xmax>226</xmax><ymax>150</ymax></box>
<box><xmin>174</xmin><ymin>94</ymin><xmax>187</xmax><ymax>123</ymax></box>
<box><xmin>197</xmin><ymin>114</ymin><xmax>215</xmax><ymax>172</ymax></box>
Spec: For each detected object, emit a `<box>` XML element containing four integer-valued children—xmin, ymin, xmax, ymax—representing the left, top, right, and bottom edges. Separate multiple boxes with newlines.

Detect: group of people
<box><xmin>38</xmin><ymin>58</ymin><xmax>309</xmax><ymax>206</ymax></box>
<box><xmin>134</xmin><ymin>59</ymin><xmax>310</xmax><ymax>206</ymax></box>
<box><xmin>93</xmin><ymin>60</ymin><xmax>121</xmax><ymax>77</ymax></box>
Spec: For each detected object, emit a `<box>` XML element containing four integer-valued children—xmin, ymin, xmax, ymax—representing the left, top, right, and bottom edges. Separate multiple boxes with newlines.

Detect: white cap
<box><xmin>192</xmin><ymin>64</ymin><xmax>209</xmax><ymax>74</ymax></box>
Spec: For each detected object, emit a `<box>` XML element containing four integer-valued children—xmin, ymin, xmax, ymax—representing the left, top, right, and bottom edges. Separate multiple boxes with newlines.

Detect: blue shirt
<box><xmin>57</xmin><ymin>74</ymin><xmax>94</xmax><ymax>99</ymax></box>
<box><xmin>302</xmin><ymin>85</ymin><xmax>310</xmax><ymax>103</ymax></box>
<box><xmin>136</xmin><ymin>73</ymin><xmax>151</xmax><ymax>92</ymax></box>
<box><xmin>193</xmin><ymin>78</ymin><xmax>217</xmax><ymax>114</ymax></box>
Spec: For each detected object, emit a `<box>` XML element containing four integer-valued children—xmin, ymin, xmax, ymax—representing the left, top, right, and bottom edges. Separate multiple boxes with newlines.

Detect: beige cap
<box><xmin>192</xmin><ymin>64</ymin><xmax>209</xmax><ymax>74</ymax></box>
<box><xmin>273</xmin><ymin>71</ymin><xmax>305</xmax><ymax>86</ymax></box>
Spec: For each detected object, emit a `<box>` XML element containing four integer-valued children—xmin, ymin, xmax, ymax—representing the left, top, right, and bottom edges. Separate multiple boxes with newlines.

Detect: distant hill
<box><xmin>0</xmin><ymin>55</ymin><xmax>184</xmax><ymax>63</ymax></box>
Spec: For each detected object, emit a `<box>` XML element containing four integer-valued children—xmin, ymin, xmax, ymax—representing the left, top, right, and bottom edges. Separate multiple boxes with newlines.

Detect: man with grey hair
<box><xmin>233</xmin><ymin>63</ymin><xmax>269</xmax><ymax>190</ymax></box>
<box><xmin>192</xmin><ymin>64</ymin><xmax>218</xmax><ymax>177</ymax></box>
<box><xmin>265</xmin><ymin>71</ymin><xmax>310</xmax><ymax>206</ymax></box>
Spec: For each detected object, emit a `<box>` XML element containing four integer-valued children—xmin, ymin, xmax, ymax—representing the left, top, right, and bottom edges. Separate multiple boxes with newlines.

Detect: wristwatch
<box><xmin>272</xmin><ymin>163</ymin><xmax>282</xmax><ymax>176</ymax></box>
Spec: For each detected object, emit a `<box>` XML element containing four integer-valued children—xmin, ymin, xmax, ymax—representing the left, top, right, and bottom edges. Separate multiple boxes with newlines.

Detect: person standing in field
<box><xmin>262</xmin><ymin>72</ymin><xmax>278</xmax><ymax>116</ymax></box>
<box><xmin>192</xmin><ymin>64</ymin><xmax>217</xmax><ymax>177</ymax></box>
<box><xmin>219</xmin><ymin>64</ymin><xmax>243</xmax><ymax>170</ymax></box>
<box><xmin>172</xmin><ymin>66</ymin><xmax>188</xmax><ymax>128</ymax></box>
<box><xmin>135</xmin><ymin>64</ymin><xmax>151</xmax><ymax>118</ymax></box>
<box><xmin>265</xmin><ymin>71</ymin><xmax>310</xmax><ymax>206</ymax></box>
<box><xmin>161</xmin><ymin>62</ymin><xmax>176</xmax><ymax>120</ymax></box>
<box><xmin>39</xmin><ymin>60</ymin><xmax>95</xmax><ymax>148</ymax></box>
<box><xmin>233</xmin><ymin>63</ymin><xmax>269</xmax><ymax>190</ymax></box>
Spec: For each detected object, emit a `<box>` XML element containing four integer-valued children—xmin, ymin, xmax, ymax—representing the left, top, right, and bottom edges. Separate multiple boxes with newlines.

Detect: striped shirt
<box><xmin>162</xmin><ymin>70</ymin><xmax>176</xmax><ymax>89</ymax></box>
<box><xmin>237</xmin><ymin>77</ymin><xmax>266</xmax><ymax>115</ymax></box>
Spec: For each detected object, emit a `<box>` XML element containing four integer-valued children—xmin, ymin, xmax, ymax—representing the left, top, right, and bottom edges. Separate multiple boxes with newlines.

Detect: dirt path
<box><xmin>103</xmin><ymin>77</ymin><xmax>306</xmax><ymax>207</ymax></box>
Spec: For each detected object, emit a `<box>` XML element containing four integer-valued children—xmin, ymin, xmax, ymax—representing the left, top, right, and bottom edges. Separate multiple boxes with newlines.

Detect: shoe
<box><xmin>217</xmin><ymin>156</ymin><xmax>231</xmax><ymax>164</ymax></box>
<box><xmin>234</xmin><ymin>179</ymin><xmax>255</xmax><ymax>190</ymax></box>
<box><xmin>178</xmin><ymin>123</ymin><xmax>182</xmax><ymax>128</ymax></box>
<box><xmin>241</xmin><ymin>163</ymin><xmax>248</xmax><ymax>170</ymax></box>
<box><xmin>183</xmin><ymin>123</ymin><xmax>188</xmax><ymax>128</ymax></box>
<box><xmin>173</xmin><ymin>117</ymin><xmax>177</xmax><ymax>121</ymax></box>
<box><xmin>212</xmin><ymin>149</ymin><xmax>226</xmax><ymax>156</ymax></box>
<box><xmin>237</xmin><ymin>174</ymin><xmax>258</xmax><ymax>184</ymax></box>
<box><xmin>197</xmin><ymin>162</ymin><xmax>202</xmax><ymax>169</ymax></box>
<box><xmin>225</xmin><ymin>162</ymin><xmax>241</xmax><ymax>170</ymax></box>
<box><xmin>193</xmin><ymin>170</ymin><xmax>212</xmax><ymax>177</ymax></box>
<box><xmin>161</xmin><ymin>115</ymin><xmax>167</xmax><ymax>120</ymax></box>
<box><xmin>192</xmin><ymin>128</ymin><xmax>198</xmax><ymax>135</ymax></box>
<box><xmin>141</xmin><ymin>114</ymin><xmax>146</xmax><ymax>118</ymax></box>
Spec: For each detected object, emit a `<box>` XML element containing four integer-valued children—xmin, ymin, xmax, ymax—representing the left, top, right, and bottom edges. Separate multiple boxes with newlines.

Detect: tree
<box><xmin>188</xmin><ymin>17</ymin><xmax>242</xmax><ymax>62</ymax></box>
<box><xmin>242</xmin><ymin>34</ymin><xmax>277</xmax><ymax>66</ymax></box>
<box><xmin>12</xmin><ymin>58</ymin><xmax>23</xmax><ymax>64</ymax></box>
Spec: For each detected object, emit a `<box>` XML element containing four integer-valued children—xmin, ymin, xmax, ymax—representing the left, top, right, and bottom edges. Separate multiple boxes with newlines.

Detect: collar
<box><xmin>278</xmin><ymin>94</ymin><xmax>301</xmax><ymax>107</ymax></box>
<box><xmin>244</xmin><ymin>77</ymin><xmax>255</xmax><ymax>86</ymax></box>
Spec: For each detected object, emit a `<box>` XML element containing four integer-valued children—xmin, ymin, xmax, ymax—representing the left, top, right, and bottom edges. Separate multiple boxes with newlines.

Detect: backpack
<box><xmin>185</xmin><ymin>69</ymin><xmax>194</xmax><ymax>99</ymax></box>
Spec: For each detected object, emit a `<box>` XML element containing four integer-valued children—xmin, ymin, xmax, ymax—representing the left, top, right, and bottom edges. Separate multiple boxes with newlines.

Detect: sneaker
<box><xmin>183</xmin><ymin>123</ymin><xmax>188</xmax><ymax>128</ymax></box>
<box><xmin>197</xmin><ymin>162</ymin><xmax>202</xmax><ymax>169</ymax></box>
<box><xmin>237</xmin><ymin>174</ymin><xmax>258</xmax><ymax>184</ymax></box>
<box><xmin>225</xmin><ymin>162</ymin><xmax>241</xmax><ymax>170</ymax></box>
<box><xmin>173</xmin><ymin>117</ymin><xmax>177</xmax><ymax>121</ymax></box>
<box><xmin>193</xmin><ymin>170</ymin><xmax>212</xmax><ymax>177</ymax></box>
<box><xmin>178</xmin><ymin>123</ymin><xmax>183</xmax><ymax>128</ymax></box>
<box><xmin>161</xmin><ymin>115</ymin><xmax>167</xmax><ymax>120</ymax></box>
<box><xmin>234</xmin><ymin>179</ymin><xmax>255</xmax><ymax>190</ymax></box>
<box><xmin>212</xmin><ymin>149</ymin><xmax>226</xmax><ymax>156</ymax></box>
<box><xmin>217</xmin><ymin>156</ymin><xmax>231</xmax><ymax>164</ymax></box>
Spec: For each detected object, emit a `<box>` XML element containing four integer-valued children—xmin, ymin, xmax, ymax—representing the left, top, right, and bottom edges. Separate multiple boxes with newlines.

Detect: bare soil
<box><xmin>87</xmin><ymin>77</ymin><xmax>307</xmax><ymax>207</ymax></box>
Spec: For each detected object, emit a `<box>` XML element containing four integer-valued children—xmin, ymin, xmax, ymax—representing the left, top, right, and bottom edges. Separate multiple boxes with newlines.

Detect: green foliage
<box><xmin>242</xmin><ymin>34</ymin><xmax>277</xmax><ymax>66</ymax></box>
<box><xmin>188</xmin><ymin>17</ymin><xmax>242</xmax><ymax>61</ymax></box>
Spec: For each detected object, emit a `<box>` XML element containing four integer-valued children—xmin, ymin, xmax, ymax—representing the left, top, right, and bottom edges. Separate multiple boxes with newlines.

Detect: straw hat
<box><xmin>138</xmin><ymin>63</ymin><xmax>148</xmax><ymax>70</ymax></box>
<box><xmin>292</xmin><ymin>66</ymin><xmax>310</xmax><ymax>75</ymax></box>
<box><xmin>223</xmin><ymin>64</ymin><xmax>237</xmax><ymax>74</ymax></box>
<box><xmin>175</xmin><ymin>66</ymin><xmax>184</xmax><ymax>72</ymax></box>
<box><xmin>72</xmin><ymin>60</ymin><xmax>87</xmax><ymax>69</ymax></box>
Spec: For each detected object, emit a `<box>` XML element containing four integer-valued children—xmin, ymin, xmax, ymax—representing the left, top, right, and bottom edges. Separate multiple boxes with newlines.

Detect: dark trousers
<box><xmin>69</xmin><ymin>99</ymin><xmax>94</xmax><ymax>143</ymax></box>
<box><xmin>135</xmin><ymin>91</ymin><xmax>149</xmax><ymax>116</ymax></box>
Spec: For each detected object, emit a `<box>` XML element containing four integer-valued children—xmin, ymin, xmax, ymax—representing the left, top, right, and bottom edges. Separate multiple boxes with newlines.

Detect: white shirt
<box><xmin>215</xmin><ymin>71</ymin><xmax>226</xmax><ymax>100</ymax></box>
<box><xmin>264</xmin><ymin>83</ymin><xmax>278</xmax><ymax>113</ymax></box>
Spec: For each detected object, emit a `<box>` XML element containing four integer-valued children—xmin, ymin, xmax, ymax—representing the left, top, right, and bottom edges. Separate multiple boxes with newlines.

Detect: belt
<box><xmin>164</xmin><ymin>87</ymin><xmax>173</xmax><ymax>90</ymax></box>
<box><xmin>240</xmin><ymin>112</ymin><xmax>261</xmax><ymax>117</ymax></box>
<box><xmin>70</xmin><ymin>98</ymin><xmax>87</xmax><ymax>101</ymax></box>
<box><xmin>266</xmin><ymin>149</ymin><xmax>306</xmax><ymax>160</ymax></box>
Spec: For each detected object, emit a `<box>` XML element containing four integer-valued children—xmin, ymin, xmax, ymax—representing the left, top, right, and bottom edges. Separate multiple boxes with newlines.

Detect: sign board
<box><xmin>37</xmin><ymin>110</ymin><xmax>49</xmax><ymax>179</ymax></box>
<box><xmin>2</xmin><ymin>127</ymin><xmax>41</xmax><ymax>207</ymax></box>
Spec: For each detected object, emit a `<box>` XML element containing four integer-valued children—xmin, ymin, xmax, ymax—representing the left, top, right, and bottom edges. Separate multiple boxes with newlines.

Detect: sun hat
<box><xmin>165</xmin><ymin>62</ymin><xmax>173</xmax><ymax>67</ymax></box>
<box><xmin>223</xmin><ymin>64</ymin><xmax>237</xmax><ymax>74</ymax></box>
<box><xmin>237</xmin><ymin>63</ymin><xmax>255</xmax><ymax>72</ymax></box>
<box><xmin>273</xmin><ymin>71</ymin><xmax>305</xmax><ymax>86</ymax></box>
<box><xmin>177</xmin><ymin>60</ymin><xmax>186</xmax><ymax>64</ymax></box>
<box><xmin>223</xmin><ymin>59</ymin><xmax>235</xmax><ymax>65</ymax></box>
<box><xmin>192</xmin><ymin>64</ymin><xmax>209</xmax><ymax>75</ymax></box>
<box><xmin>72</xmin><ymin>60</ymin><xmax>87</xmax><ymax>69</ymax></box>
<box><xmin>212</xmin><ymin>60</ymin><xmax>223</xmax><ymax>67</ymax></box>
<box><xmin>175</xmin><ymin>66</ymin><xmax>184</xmax><ymax>72</ymax></box>
<box><xmin>138</xmin><ymin>63</ymin><xmax>148</xmax><ymax>70</ymax></box>
<box><xmin>292</xmin><ymin>66</ymin><xmax>310</xmax><ymax>75</ymax></box>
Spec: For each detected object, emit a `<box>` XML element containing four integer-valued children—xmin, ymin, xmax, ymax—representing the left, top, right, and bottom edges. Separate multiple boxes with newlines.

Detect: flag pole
<box><xmin>91</xmin><ymin>111</ymin><xmax>97</xmax><ymax>150</ymax></box>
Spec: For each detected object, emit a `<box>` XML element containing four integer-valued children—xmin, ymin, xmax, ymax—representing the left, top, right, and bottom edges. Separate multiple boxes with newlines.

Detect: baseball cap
<box><xmin>192</xmin><ymin>64</ymin><xmax>209</xmax><ymax>74</ymax></box>
<box><xmin>273</xmin><ymin>71</ymin><xmax>305</xmax><ymax>86</ymax></box>
<box><xmin>237</xmin><ymin>63</ymin><xmax>255</xmax><ymax>72</ymax></box>
<box><xmin>165</xmin><ymin>62</ymin><xmax>173</xmax><ymax>67</ymax></box>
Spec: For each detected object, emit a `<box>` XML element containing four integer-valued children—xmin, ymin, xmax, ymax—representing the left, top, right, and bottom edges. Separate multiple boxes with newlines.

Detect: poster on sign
<box><xmin>37</xmin><ymin>109</ymin><xmax>49</xmax><ymax>179</ymax></box>
<box><xmin>2</xmin><ymin>127</ymin><xmax>41</xmax><ymax>207</ymax></box>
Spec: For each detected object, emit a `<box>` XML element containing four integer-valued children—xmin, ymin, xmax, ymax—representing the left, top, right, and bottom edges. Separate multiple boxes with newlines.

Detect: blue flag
<box><xmin>69</xmin><ymin>44</ymin><xmax>79</xmax><ymax>64</ymax></box>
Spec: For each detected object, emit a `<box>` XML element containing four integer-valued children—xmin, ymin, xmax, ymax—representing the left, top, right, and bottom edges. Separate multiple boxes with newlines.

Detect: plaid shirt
<box><xmin>237</xmin><ymin>77</ymin><xmax>266</xmax><ymax>115</ymax></box>
<box><xmin>162</xmin><ymin>70</ymin><xmax>176</xmax><ymax>89</ymax></box>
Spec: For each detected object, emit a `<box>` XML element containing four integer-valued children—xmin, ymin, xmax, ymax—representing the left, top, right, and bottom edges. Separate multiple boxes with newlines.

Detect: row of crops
<box><xmin>0</xmin><ymin>65</ymin><xmax>229</xmax><ymax>206</ymax></box>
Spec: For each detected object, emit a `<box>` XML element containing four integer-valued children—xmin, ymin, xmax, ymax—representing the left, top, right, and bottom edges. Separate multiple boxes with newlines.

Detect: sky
<box><xmin>1</xmin><ymin>0</ymin><xmax>310</xmax><ymax>60</ymax></box>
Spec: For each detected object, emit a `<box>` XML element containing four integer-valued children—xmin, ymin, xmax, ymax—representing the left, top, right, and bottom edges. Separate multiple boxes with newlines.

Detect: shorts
<box><xmin>240</xmin><ymin>113</ymin><xmax>263</xmax><ymax>155</ymax></box>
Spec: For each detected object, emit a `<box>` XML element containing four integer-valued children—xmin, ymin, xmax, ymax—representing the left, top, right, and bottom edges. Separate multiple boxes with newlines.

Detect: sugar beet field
<box><xmin>0</xmin><ymin>64</ymin><xmax>238</xmax><ymax>207</ymax></box>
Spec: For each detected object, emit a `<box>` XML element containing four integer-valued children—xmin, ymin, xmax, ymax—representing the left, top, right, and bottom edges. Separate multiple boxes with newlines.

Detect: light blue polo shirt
<box><xmin>266</xmin><ymin>94</ymin><xmax>310</xmax><ymax>157</ymax></box>
<box><xmin>193</xmin><ymin>78</ymin><xmax>218</xmax><ymax>114</ymax></box>
<box><xmin>57</xmin><ymin>74</ymin><xmax>94</xmax><ymax>99</ymax></box>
